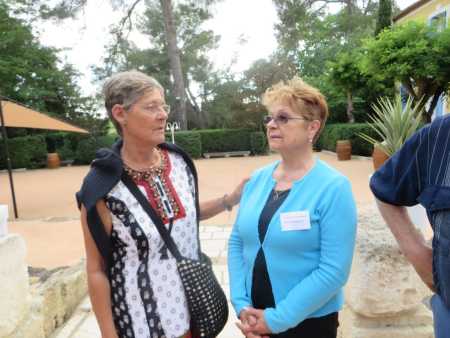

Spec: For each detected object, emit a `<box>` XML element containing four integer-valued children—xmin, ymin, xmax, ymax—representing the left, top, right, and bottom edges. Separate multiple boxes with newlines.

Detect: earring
<box><xmin>308</xmin><ymin>138</ymin><xmax>313</xmax><ymax>143</ymax></box>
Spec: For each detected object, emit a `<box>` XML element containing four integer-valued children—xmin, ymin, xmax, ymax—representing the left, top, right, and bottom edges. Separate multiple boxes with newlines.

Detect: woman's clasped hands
<box><xmin>236</xmin><ymin>307</ymin><xmax>271</xmax><ymax>338</ymax></box>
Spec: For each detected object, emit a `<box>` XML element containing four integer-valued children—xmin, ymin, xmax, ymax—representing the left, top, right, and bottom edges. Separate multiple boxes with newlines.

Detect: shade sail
<box><xmin>1</xmin><ymin>100</ymin><xmax>88</xmax><ymax>133</ymax></box>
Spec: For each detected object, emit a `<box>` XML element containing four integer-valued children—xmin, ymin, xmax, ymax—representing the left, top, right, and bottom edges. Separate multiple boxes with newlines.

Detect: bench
<box><xmin>60</xmin><ymin>159</ymin><xmax>74</xmax><ymax>167</ymax></box>
<box><xmin>203</xmin><ymin>151</ymin><xmax>251</xmax><ymax>159</ymax></box>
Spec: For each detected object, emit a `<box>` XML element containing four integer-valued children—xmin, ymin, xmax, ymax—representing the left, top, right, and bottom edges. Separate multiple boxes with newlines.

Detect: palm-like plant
<box><xmin>359</xmin><ymin>95</ymin><xmax>424</xmax><ymax>157</ymax></box>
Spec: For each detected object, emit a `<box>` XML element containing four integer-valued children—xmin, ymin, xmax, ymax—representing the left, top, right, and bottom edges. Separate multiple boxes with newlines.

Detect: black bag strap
<box><xmin>121</xmin><ymin>172</ymin><xmax>184</xmax><ymax>261</ymax></box>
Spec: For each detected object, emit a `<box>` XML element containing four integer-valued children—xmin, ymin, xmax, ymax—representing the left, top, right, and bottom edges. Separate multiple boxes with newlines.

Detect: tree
<box><xmin>91</xmin><ymin>1</ymin><xmax>219</xmax><ymax>129</ymax></box>
<box><xmin>28</xmin><ymin>0</ymin><xmax>220</xmax><ymax>130</ymax></box>
<box><xmin>0</xmin><ymin>2</ymin><xmax>98</xmax><ymax>131</ymax></box>
<box><xmin>273</xmin><ymin>0</ymin><xmax>378</xmax><ymax>78</ymax></box>
<box><xmin>375</xmin><ymin>0</ymin><xmax>392</xmax><ymax>36</ymax></box>
<box><xmin>361</xmin><ymin>22</ymin><xmax>450</xmax><ymax>122</ymax></box>
<box><xmin>159</xmin><ymin>0</ymin><xmax>187</xmax><ymax>129</ymax></box>
<box><xmin>328</xmin><ymin>51</ymin><xmax>365</xmax><ymax>123</ymax></box>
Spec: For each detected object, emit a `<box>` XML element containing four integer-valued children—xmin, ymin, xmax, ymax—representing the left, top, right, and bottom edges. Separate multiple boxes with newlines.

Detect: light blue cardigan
<box><xmin>228</xmin><ymin>159</ymin><xmax>357</xmax><ymax>334</ymax></box>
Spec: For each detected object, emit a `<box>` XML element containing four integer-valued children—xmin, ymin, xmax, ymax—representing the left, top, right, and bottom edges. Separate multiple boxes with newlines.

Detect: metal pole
<box><xmin>0</xmin><ymin>100</ymin><xmax>18</xmax><ymax>218</ymax></box>
<box><xmin>171</xmin><ymin>124</ymin><xmax>175</xmax><ymax>144</ymax></box>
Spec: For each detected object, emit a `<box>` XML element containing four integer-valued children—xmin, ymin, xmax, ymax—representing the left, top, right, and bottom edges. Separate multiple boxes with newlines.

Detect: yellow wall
<box><xmin>396</xmin><ymin>0</ymin><xmax>450</xmax><ymax>24</ymax></box>
<box><xmin>396</xmin><ymin>0</ymin><xmax>450</xmax><ymax>114</ymax></box>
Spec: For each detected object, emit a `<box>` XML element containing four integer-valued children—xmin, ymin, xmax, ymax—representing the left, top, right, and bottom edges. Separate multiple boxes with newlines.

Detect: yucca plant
<box><xmin>359</xmin><ymin>95</ymin><xmax>424</xmax><ymax>157</ymax></box>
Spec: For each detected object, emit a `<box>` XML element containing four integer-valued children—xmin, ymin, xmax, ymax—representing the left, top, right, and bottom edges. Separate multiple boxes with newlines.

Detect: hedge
<box><xmin>197</xmin><ymin>129</ymin><xmax>251</xmax><ymax>153</ymax></box>
<box><xmin>0</xmin><ymin>135</ymin><xmax>47</xmax><ymax>169</ymax></box>
<box><xmin>75</xmin><ymin>135</ymin><xmax>117</xmax><ymax>164</ymax></box>
<box><xmin>250</xmin><ymin>131</ymin><xmax>268</xmax><ymax>155</ymax></box>
<box><xmin>165</xmin><ymin>131</ymin><xmax>202</xmax><ymax>158</ymax></box>
<box><xmin>317</xmin><ymin>123</ymin><xmax>382</xmax><ymax>156</ymax></box>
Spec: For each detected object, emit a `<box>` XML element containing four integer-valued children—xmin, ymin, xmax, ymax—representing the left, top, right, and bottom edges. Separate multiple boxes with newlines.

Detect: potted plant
<box><xmin>359</xmin><ymin>95</ymin><xmax>423</xmax><ymax>170</ymax></box>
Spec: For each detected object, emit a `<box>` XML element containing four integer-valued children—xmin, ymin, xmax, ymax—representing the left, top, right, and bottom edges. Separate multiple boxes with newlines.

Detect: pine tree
<box><xmin>375</xmin><ymin>0</ymin><xmax>392</xmax><ymax>36</ymax></box>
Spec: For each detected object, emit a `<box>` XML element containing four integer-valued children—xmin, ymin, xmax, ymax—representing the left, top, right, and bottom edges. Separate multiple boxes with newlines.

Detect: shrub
<box><xmin>197</xmin><ymin>129</ymin><xmax>251</xmax><ymax>153</ymax></box>
<box><xmin>0</xmin><ymin>135</ymin><xmax>47</xmax><ymax>169</ymax></box>
<box><xmin>44</xmin><ymin>132</ymin><xmax>78</xmax><ymax>160</ymax></box>
<box><xmin>75</xmin><ymin>135</ymin><xmax>117</xmax><ymax>164</ymax></box>
<box><xmin>318</xmin><ymin>123</ymin><xmax>382</xmax><ymax>156</ymax></box>
<box><xmin>45</xmin><ymin>132</ymin><xmax>66</xmax><ymax>153</ymax></box>
<box><xmin>250</xmin><ymin>131</ymin><xmax>268</xmax><ymax>155</ymax></box>
<box><xmin>165</xmin><ymin>131</ymin><xmax>202</xmax><ymax>158</ymax></box>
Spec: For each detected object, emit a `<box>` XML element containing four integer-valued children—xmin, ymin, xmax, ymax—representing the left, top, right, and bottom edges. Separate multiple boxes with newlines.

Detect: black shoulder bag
<box><xmin>121</xmin><ymin>173</ymin><xmax>229</xmax><ymax>338</ymax></box>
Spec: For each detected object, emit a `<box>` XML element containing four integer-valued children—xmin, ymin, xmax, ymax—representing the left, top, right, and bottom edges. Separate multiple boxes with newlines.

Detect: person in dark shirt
<box><xmin>370</xmin><ymin>115</ymin><xmax>450</xmax><ymax>338</ymax></box>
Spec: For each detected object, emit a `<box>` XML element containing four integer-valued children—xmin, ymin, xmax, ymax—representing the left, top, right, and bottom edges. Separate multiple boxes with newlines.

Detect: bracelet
<box><xmin>221</xmin><ymin>194</ymin><xmax>233</xmax><ymax>211</ymax></box>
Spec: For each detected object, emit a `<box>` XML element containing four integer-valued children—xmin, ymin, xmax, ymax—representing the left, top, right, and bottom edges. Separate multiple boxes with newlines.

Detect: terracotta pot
<box><xmin>336</xmin><ymin>140</ymin><xmax>352</xmax><ymax>161</ymax></box>
<box><xmin>47</xmin><ymin>153</ymin><xmax>61</xmax><ymax>169</ymax></box>
<box><xmin>372</xmin><ymin>145</ymin><xmax>390</xmax><ymax>171</ymax></box>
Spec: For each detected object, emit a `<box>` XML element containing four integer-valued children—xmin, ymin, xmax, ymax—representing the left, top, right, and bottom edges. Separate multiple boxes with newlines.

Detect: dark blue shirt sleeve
<box><xmin>370</xmin><ymin>127</ymin><xmax>428</xmax><ymax>207</ymax></box>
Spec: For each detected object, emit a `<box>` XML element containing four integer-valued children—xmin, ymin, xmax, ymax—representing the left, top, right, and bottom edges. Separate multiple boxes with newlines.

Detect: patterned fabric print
<box><xmin>106</xmin><ymin>151</ymin><xmax>199</xmax><ymax>338</ymax></box>
<box><xmin>129</xmin><ymin>149</ymin><xmax>186</xmax><ymax>225</ymax></box>
<box><xmin>109</xmin><ymin>229</ymin><xmax>136</xmax><ymax>338</ymax></box>
<box><xmin>165</xmin><ymin>152</ymin><xmax>199</xmax><ymax>259</ymax></box>
<box><xmin>107</xmin><ymin>196</ymin><xmax>165</xmax><ymax>338</ymax></box>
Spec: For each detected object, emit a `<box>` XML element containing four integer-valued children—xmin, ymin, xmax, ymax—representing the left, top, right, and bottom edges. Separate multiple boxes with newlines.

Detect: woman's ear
<box><xmin>111</xmin><ymin>104</ymin><xmax>126</xmax><ymax>128</ymax></box>
<box><xmin>309</xmin><ymin>120</ymin><xmax>321</xmax><ymax>142</ymax></box>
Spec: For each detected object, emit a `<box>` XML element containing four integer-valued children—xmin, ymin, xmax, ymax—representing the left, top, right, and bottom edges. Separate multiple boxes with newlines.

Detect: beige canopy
<box><xmin>1</xmin><ymin>100</ymin><xmax>88</xmax><ymax>133</ymax></box>
<box><xmin>0</xmin><ymin>99</ymin><xmax>89</xmax><ymax>218</ymax></box>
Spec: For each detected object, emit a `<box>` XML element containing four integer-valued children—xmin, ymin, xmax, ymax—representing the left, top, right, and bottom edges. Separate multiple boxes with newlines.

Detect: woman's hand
<box><xmin>226</xmin><ymin>177</ymin><xmax>250</xmax><ymax>207</ymax></box>
<box><xmin>236</xmin><ymin>307</ymin><xmax>270</xmax><ymax>338</ymax></box>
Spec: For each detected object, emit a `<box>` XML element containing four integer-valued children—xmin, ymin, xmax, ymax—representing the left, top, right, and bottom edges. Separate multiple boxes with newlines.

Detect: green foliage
<box><xmin>44</xmin><ymin>132</ymin><xmax>82</xmax><ymax>160</ymax></box>
<box><xmin>317</xmin><ymin>123</ymin><xmax>381</xmax><ymax>156</ymax></box>
<box><xmin>0</xmin><ymin>3</ymin><xmax>101</xmax><ymax>133</ymax></box>
<box><xmin>359</xmin><ymin>95</ymin><xmax>423</xmax><ymax>156</ymax></box>
<box><xmin>0</xmin><ymin>134</ymin><xmax>47</xmax><ymax>169</ymax></box>
<box><xmin>328</xmin><ymin>51</ymin><xmax>364</xmax><ymax>93</ymax></box>
<box><xmin>94</xmin><ymin>0</ymin><xmax>220</xmax><ymax>129</ymax></box>
<box><xmin>361</xmin><ymin>22</ymin><xmax>450</xmax><ymax>121</ymax></box>
<box><xmin>250</xmin><ymin>131</ymin><xmax>268</xmax><ymax>155</ymax></box>
<box><xmin>197</xmin><ymin>129</ymin><xmax>251</xmax><ymax>153</ymax></box>
<box><xmin>273</xmin><ymin>0</ymin><xmax>378</xmax><ymax>78</ymax></box>
<box><xmin>75</xmin><ymin>135</ymin><xmax>117</xmax><ymax>164</ymax></box>
<box><xmin>165</xmin><ymin>131</ymin><xmax>202</xmax><ymax>159</ymax></box>
<box><xmin>375</xmin><ymin>0</ymin><xmax>392</xmax><ymax>36</ymax></box>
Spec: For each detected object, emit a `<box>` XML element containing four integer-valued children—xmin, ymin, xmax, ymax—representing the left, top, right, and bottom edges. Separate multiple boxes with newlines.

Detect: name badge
<box><xmin>280</xmin><ymin>211</ymin><xmax>311</xmax><ymax>231</ymax></box>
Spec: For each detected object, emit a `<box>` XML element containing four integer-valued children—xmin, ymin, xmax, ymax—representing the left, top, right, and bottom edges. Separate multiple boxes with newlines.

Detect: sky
<box><xmin>38</xmin><ymin>0</ymin><xmax>417</xmax><ymax>96</ymax></box>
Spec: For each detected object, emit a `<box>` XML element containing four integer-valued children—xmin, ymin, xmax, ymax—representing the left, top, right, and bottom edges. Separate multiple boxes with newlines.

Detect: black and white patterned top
<box><xmin>105</xmin><ymin>150</ymin><xmax>199</xmax><ymax>338</ymax></box>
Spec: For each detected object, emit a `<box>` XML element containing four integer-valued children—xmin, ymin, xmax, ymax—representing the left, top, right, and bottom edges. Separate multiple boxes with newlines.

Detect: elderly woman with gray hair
<box><xmin>77</xmin><ymin>70</ymin><xmax>246</xmax><ymax>338</ymax></box>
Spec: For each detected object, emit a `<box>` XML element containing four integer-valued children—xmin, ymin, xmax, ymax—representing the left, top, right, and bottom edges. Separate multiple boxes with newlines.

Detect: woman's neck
<box><xmin>121</xmin><ymin>138</ymin><xmax>159</xmax><ymax>169</ymax></box>
<box><xmin>275</xmin><ymin>147</ymin><xmax>315</xmax><ymax>182</ymax></box>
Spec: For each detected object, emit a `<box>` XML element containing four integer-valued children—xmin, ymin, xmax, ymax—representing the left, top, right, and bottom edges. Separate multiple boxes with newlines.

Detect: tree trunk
<box><xmin>160</xmin><ymin>0</ymin><xmax>187</xmax><ymax>130</ymax></box>
<box><xmin>186</xmin><ymin>85</ymin><xmax>207</xmax><ymax>128</ymax></box>
<box><xmin>346</xmin><ymin>90</ymin><xmax>355</xmax><ymax>123</ymax></box>
<box><xmin>424</xmin><ymin>89</ymin><xmax>445</xmax><ymax>123</ymax></box>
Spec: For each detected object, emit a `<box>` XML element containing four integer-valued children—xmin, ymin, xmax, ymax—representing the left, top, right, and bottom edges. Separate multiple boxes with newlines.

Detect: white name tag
<box><xmin>280</xmin><ymin>211</ymin><xmax>311</xmax><ymax>231</ymax></box>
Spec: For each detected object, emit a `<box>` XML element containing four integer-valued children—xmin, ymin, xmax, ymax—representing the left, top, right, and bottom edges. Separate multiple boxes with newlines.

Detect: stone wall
<box><xmin>0</xmin><ymin>234</ymin><xmax>88</xmax><ymax>338</ymax></box>
<box><xmin>0</xmin><ymin>235</ymin><xmax>29</xmax><ymax>337</ymax></box>
<box><xmin>340</xmin><ymin>204</ymin><xmax>434</xmax><ymax>338</ymax></box>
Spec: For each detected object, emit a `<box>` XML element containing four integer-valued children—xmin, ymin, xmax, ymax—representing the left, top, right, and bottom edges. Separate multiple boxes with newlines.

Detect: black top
<box><xmin>251</xmin><ymin>188</ymin><xmax>290</xmax><ymax>309</ymax></box>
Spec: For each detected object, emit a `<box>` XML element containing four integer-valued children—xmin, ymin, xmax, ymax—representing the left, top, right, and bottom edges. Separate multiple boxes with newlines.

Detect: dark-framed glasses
<box><xmin>263</xmin><ymin>114</ymin><xmax>307</xmax><ymax>125</ymax></box>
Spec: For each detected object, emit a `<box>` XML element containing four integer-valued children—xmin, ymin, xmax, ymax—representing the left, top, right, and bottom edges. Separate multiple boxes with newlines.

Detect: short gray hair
<box><xmin>103</xmin><ymin>70</ymin><xmax>163</xmax><ymax>135</ymax></box>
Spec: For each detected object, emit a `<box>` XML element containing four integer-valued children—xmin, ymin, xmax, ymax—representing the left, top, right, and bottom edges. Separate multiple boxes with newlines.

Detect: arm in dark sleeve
<box><xmin>370</xmin><ymin>127</ymin><xmax>428</xmax><ymax>206</ymax></box>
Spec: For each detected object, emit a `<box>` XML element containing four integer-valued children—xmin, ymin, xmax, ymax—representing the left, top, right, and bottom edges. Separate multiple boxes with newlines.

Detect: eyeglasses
<box><xmin>263</xmin><ymin>114</ymin><xmax>307</xmax><ymax>125</ymax></box>
<box><xmin>142</xmin><ymin>104</ymin><xmax>171</xmax><ymax>115</ymax></box>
